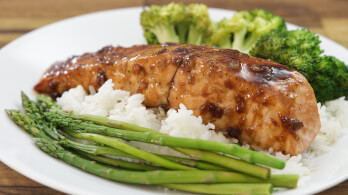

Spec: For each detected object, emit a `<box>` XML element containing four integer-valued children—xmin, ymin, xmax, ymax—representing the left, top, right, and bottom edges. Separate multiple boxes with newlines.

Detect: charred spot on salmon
<box><xmin>200</xmin><ymin>101</ymin><xmax>223</xmax><ymax>118</ymax></box>
<box><xmin>227</xmin><ymin>127</ymin><xmax>241</xmax><ymax>138</ymax></box>
<box><xmin>133</xmin><ymin>64</ymin><xmax>146</xmax><ymax>76</ymax></box>
<box><xmin>97</xmin><ymin>71</ymin><xmax>107</xmax><ymax>85</ymax></box>
<box><xmin>271</xmin><ymin>118</ymin><xmax>279</xmax><ymax>126</ymax></box>
<box><xmin>280</xmin><ymin>116</ymin><xmax>304</xmax><ymax>131</ymax></box>
<box><xmin>182</xmin><ymin>55</ymin><xmax>198</xmax><ymax>71</ymax></box>
<box><xmin>261</xmin><ymin>98</ymin><xmax>269</xmax><ymax>106</ymax></box>
<box><xmin>47</xmin><ymin>80</ymin><xmax>58</xmax><ymax>91</ymax></box>
<box><xmin>174</xmin><ymin>47</ymin><xmax>189</xmax><ymax>54</ymax></box>
<box><xmin>170</xmin><ymin>56</ymin><xmax>183</xmax><ymax>66</ymax></box>
<box><xmin>235</xmin><ymin>95</ymin><xmax>245</xmax><ymax>113</ymax></box>
<box><xmin>157</xmin><ymin>48</ymin><xmax>168</xmax><ymax>55</ymax></box>
<box><xmin>188</xmin><ymin>73</ymin><xmax>195</xmax><ymax>84</ymax></box>
<box><xmin>224</xmin><ymin>79</ymin><xmax>234</xmax><ymax>89</ymax></box>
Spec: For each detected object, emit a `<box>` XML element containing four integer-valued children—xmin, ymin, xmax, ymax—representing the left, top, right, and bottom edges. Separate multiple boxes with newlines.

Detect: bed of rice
<box><xmin>56</xmin><ymin>79</ymin><xmax>348</xmax><ymax>185</ymax></box>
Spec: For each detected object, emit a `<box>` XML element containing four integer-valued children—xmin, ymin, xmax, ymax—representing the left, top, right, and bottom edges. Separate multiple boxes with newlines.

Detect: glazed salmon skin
<box><xmin>34</xmin><ymin>43</ymin><xmax>321</xmax><ymax>155</ymax></box>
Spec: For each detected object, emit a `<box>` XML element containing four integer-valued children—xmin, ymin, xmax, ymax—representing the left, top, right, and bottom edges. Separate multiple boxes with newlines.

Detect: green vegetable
<box><xmin>46</xmin><ymin>108</ymin><xmax>283</xmax><ymax>175</ymax></box>
<box><xmin>68</xmin><ymin>139</ymin><xmax>299</xmax><ymax>188</ymax></box>
<box><xmin>162</xmin><ymin>183</ymin><xmax>273</xmax><ymax>195</ymax></box>
<box><xmin>310</xmin><ymin>56</ymin><xmax>348</xmax><ymax>102</ymax></box>
<box><xmin>185</xmin><ymin>4</ymin><xmax>213</xmax><ymax>44</ymax></box>
<box><xmin>76</xmin><ymin>151</ymin><xmax>162</xmax><ymax>171</ymax></box>
<box><xmin>5</xmin><ymin>93</ymin><xmax>300</xmax><ymax>194</ymax></box>
<box><xmin>34</xmin><ymin>137</ymin><xmax>266</xmax><ymax>184</ymax></box>
<box><xmin>207</xmin><ymin>9</ymin><xmax>286</xmax><ymax>53</ymax></box>
<box><xmin>250</xmin><ymin>29</ymin><xmax>348</xmax><ymax>102</ymax></box>
<box><xmin>62</xmin><ymin>125</ymin><xmax>282</xmax><ymax>171</ymax></box>
<box><xmin>38</xmin><ymin>94</ymin><xmax>275</xmax><ymax>179</ymax></box>
<box><xmin>20</xmin><ymin>94</ymin><xmax>227</xmax><ymax>172</ymax></box>
<box><xmin>5</xmin><ymin>110</ymin><xmax>257</xmax><ymax>184</ymax></box>
<box><xmin>141</xmin><ymin>3</ymin><xmax>212</xmax><ymax>45</ymax></box>
<box><xmin>66</xmin><ymin>131</ymin><xmax>194</xmax><ymax>170</ymax></box>
<box><xmin>60</xmin><ymin>137</ymin><xmax>228</xmax><ymax>171</ymax></box>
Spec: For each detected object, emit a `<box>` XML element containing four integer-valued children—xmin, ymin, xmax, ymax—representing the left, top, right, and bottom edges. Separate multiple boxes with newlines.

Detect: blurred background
<box><xmin>0</xmin><ymin>0</ymin><xmax>347</xmax><ymax>194</ymax></box>
<box><xmin>1</xmin><ymin>0</ymin><xmax>348</xmax><ymax>48</ymax></box>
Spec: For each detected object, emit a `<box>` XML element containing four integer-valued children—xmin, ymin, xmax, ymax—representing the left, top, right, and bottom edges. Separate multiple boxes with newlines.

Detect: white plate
<box><xmin>0</xmin><ymin>7</ymin><xmax>348</xmax><ymax>195</ymax></box>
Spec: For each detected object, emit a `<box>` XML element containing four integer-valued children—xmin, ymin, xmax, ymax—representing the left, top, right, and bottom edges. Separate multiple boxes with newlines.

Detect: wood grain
<box><xmin>0</xmin><ymin>0</ymin><xmax>347</xmax><ymax>194</ymax></box>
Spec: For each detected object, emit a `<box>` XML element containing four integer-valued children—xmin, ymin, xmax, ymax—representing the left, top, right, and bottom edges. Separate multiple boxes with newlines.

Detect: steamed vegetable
<box><xmin>5</xmin><ymin>92</ymin><xmax>300</xmax><ymax>194</ymax></box>
<box><xmin>40</xmin><ymin>94</ymin><xmax>285</xmax><ymax>172</ymax></box>
<box><xmin>37</xmin><ymin>96</ymin><xmax>276</xmax><ymax>179</ymax></box>
<box><xmin>250</xmin><ymin>29</ymin><xmax>348</xmax><ymax>102</ymax></box>
<box><xmin>208</xmin><ymin>9</ymin><xmax>286</xmax><ymax>53</ymax></box>
<box><xmin>37</xmin><ymin>95</ymin><xmax>273</xmax><ymax>178</ymax></box>
<box><xmin>141</xmin><ymin>3</ymin><xmax>212</xmax><ymax>45</ymax></box>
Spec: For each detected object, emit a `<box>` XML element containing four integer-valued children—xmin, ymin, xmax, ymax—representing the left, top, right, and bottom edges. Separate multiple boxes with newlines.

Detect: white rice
<box><xmin>57</xmin><ymin>79</ymin><xmax>348</xmax><ymax>183</ymax></box>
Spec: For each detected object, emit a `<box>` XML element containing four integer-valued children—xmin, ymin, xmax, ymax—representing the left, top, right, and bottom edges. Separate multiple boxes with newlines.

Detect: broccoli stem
<box><xmin>151</xmin><ymin>25</ymin><xmax>179</xmax><ymax>43</ymax></box>
<box><xmin>243</xmin><ymin>34</ymin><xmax>259</xmax><ymax>53</ymax></box>
<box><xmin>231</xmin><ymin>27</ymin><xmax>248</xmax><ymax>52</ymax></box>
<box><xmin>176</xmin><ymin>23</ymin><xmax>189</xmax><ymax>43</ymax></box>
<box><xmin>187</xmin><ymin>26</ymin><xmax>203</xmax><ymax>44</ymax></box>
<box><xmin>219</xmin><ymin>35</ymin><xmax>233</xmax><ymax>49</ymax></box>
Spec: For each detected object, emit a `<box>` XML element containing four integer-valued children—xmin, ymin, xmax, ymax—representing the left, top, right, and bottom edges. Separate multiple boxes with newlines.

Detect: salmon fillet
<box><xmin>34</xmin><ymin>43</ymin><xmax>321</xmax><ymax>155</ymax></box>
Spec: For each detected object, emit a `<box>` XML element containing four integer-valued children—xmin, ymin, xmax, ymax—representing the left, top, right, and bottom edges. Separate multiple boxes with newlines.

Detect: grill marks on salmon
<box><xmin>34</xmin><ymin>43</ymin><xmax>321</xmax><ymax>155</ymax></box>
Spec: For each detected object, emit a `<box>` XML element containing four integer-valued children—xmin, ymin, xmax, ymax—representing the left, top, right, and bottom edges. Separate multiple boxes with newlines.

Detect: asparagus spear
<box><xmin>59</xmin><ymin>135</ymin><xmax>298</xmax><ymax>188</ymax></box>
<box><xmin>67</xmin><ymin>122</ymin><xmax>280</xmax><ymax>168</ymax></box>
<box><xmin>76</xmin><ymin>151</ymin><xmax>162</xmax><ymax>171</ymax></box>
<box><xmin>159</xmin><ymin>155</ymin><xmax>229</xmax><ymax>171</ymax></box>
<box><xmin>22</xmin><ymin>95</ymin><xmax>230</xmax><ymax>171</ymax></box>
<box><xmin>6</xmin><ymin>109</ymin><xmax>52</xmax><ymax>140</ymax></box>
<box><xmin>162</xmin><ymin>183</ymin><xmax>273</xmax><ymax>195</ymax></box>
<box><xmin>4</xmin><ymin>109</ymin><xmax>264</xmax><ymax>184</ymax></box>
<box><xmin>34</xmin><ymin>137</ymin><xmax>267</xmax><ymax>184</ymax></box>
<box><xmin>6</xmin><ymin>109</ymin><xmax>297</xmax><ymax>189</ymax></box>
<box><xmin>63</xmin><ymin>131</ymin><xmax>197</xmax><ymax>170</ymax></box>
<box><xmin>59</xmin><ymin>124</ymin><xmax>270</xmax><ymax>178</ymax></box>
<box><xmin>44</xmin><ymin>104</ymin><xmax>285</xmax><ymax>170</ymax></box>
<box><xmin>23</xmin><ymin>95</ymin><xmax>196</xmax><ymax>171</ymax></box>
<box><xmin>21</xmin><ymin>92</ymin><xmax>60</xmax><ymax>140</ymax></box>
<box><xmin>55</xmin><ymin>116</ymin><xmax>278</xmax><ymax>171</ymax></box>
<box><xmin>37</xmin><ymin>96</ymin><xmax>271</xmax><ymax>179</ymax></box>
<box><xmin>61</xmin><ymin>138</ymin><xmax>229</xmax><ymax>171</ymax></box>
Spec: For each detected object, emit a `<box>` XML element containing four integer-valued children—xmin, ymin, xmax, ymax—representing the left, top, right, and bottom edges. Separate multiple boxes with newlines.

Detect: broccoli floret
<box><xmin>250</xmin><ymin>29</ymin><xmax>348</xmax><ymax>103</ymax></box>
<box><xmin>207</xmin><ymin>16</ymin><xmax>247</xmax><ymax>49</ymax></box>
<box><xmin>186</xmin><ymin>4</ymin><xmax>213</xmax><ymax>44</ymax></box>
<box><xmin>208</xmin><ymin>9</ymin><xmax>286</xmax><ymax>53</ymax></box>
<box><xmin>311</xmin><ymin>56</ymin><xmax>348</xmax><ymax>102</ymax></box>
<box><xmin>140</xmin><ymin>3</ymin><xmax>212</xmax><ymax>45</ymax></box>
<box><xmin>141</xmin><ymin>3</ymin><xmax>186</xmax><ymax>44</ymax></box>
<box><xmin>250</xmin><ymin>29</ymin><xmax>322</xmax><ymax>77</ymax></box>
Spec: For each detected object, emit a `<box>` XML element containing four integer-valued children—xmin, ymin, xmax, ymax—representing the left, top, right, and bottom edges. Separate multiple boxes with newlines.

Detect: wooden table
<box><xmin>0</xmin><ymin>0</ymin><xmax>347</xmax><ymax>194</ymax></box>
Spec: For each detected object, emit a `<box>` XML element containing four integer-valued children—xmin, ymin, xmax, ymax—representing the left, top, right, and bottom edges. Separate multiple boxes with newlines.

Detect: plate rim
<box><xmin>0</xmin><ymin>6</ymin><xmax>347</xmax><ymax>195</ymax></box>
